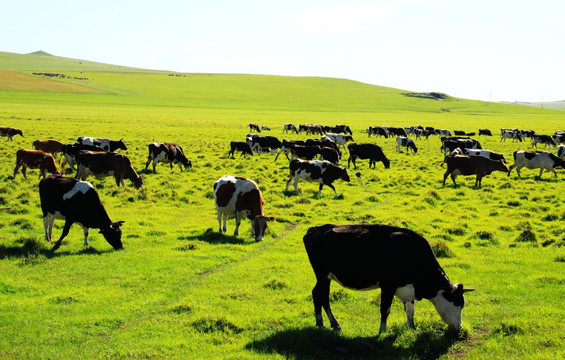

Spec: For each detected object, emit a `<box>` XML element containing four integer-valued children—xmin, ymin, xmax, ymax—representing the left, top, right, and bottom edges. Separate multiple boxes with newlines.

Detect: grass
<box><xmin>0</xmin><ymin>51</ymin><xmax>563</xmax><ymax>359</ymax></box>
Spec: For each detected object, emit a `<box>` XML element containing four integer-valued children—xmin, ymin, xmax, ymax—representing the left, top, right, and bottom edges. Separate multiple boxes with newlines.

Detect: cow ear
<box><xmin>463</xmin><ymin>287</ymin><xmax>476</xmax><ymax>293</ymax></box>
<box><xmin>116</xmin><ymin>220</ymin><xmax>125</xmax><ymax>227</ymax></box>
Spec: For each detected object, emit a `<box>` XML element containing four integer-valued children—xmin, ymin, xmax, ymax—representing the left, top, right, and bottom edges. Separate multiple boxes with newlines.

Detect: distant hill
<box><xmin>502</xmin><ymin>100</ymin><xmax>565</xmax><ymax>110</ymax></box>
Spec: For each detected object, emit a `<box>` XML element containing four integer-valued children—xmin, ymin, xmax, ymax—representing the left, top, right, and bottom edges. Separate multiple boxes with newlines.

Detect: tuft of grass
<box><xmin>515</xmin><ymin>229</ymin><xmax>537</xmax><ymax>243</ymax></box>
<box><xmin>431</xmin><ymin>241</ymin><xmax>455</xmax><ymax>258</ymax></box>
<box><xmin>263</xmin><ymin>279</ymin><xmax>287</xmax><ymax>290</ymax></box>
<box><xmin>192</xmin><ymin>317</ymin><xmax>242</xmax><ymax>334</ymax></box>
<box><xmin>491</xmin><ymin>323</ymin><xmax>523</xmax><ymax>337</ymax></box>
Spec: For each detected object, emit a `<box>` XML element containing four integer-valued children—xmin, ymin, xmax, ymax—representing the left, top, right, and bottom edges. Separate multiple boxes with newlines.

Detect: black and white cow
<box><xmin>76</xmin><ymin>151</ymin><xmax>143</xmax><ymax>188</ymax></box>
<box><xmin>396</xmin><ymin>136</ymin><xmax>418</xmax><ymax>153</ymax></box>
<box><xmin>213</xmin><ymin>175</ymin><xmax>274</xmax><ymax>241</ymax></box>
<box><xmin>285</xmin><ymin>159</ymin><xmax>350</xmax><ymax>196</ymax></box>
<box><xmin>303</xmin><ymin>223</ymin><xmax>473</xmax><ymax>333</ymax></box>
<box><xmin>500</xmin><ymin>130</ymin><xmax>522</xmax><ymax>142</ymax></box>
<box><xmin>39</xmin><ymin>175</ymin><xmax>124</xmax><ymax>251</ymax></box>
<box><xmin>228</xmin><ymin>141</ymin><xmax>253</xmax><ymax>158</ymax></box>
<box><xmin>532</xmin><ymin>135</ymin><xmax>556</xmax><ymax>148</ymax></box>
<box><xmin>323</xmin><ymin>133</ymin><xmax>354</xmax><ymax>152</ymax></box>
<box><xmin>558</xmin><ymin>145</ymin><xmax>565</xmax><ymax>159</ymax></box>
<box><xmin>76</xmin><ymin>136</ymin><xmax>127</xmax><ymax>152</ymax></box>
<box><xmin>464</xmin><ymin>149</ymin><xmax>506</xmax><ymax>163</ymax></box>
<box><xmin>367</xmin><ymin>126</ymin><xmax>389</xmax><ymax>138</ymax></box>
<box><xmin>347</xmin><ymin>143</ymin><xmax>390</xmax><ymax>169</ymax></box>
<box><xmin>247</xmin><ymin>134</ymin><xmax>283</xmax><ymax>155</ymax></box>
<box><xmin>553</xmin><ymin>131</ymin><xmax>565</xmax><ymax>144</ymax></box>
<box><xmin>442</xmin><ymin>155</ymin><xmax>508</xmax><ymax>187</ymax></box>
<box><xmin>508</xmin><ymin>150</ymin><xmax>565</xmax><ymax>178</ymax></box>
<box><xmin>274</xmin><ymin>140</ymin><xmax>306</xmax><ymax>161</ymax></box>
<box><xmin>145</xmin><ymin>142</ymin><xmax>192</xmax><ymax>172</ymax></box>
<box><xmin>249</xmin><ymin>123</ymin><xmax>261</xmax><ymax>133</ymax></box>
<box><xmin>60</xmin><ymin>143</ymin><xmax>105</xmax><ymax>170</ymax></box>
<box><xmin>283</xmin><ymin>124</ymin><xmax>299</xmax><ymax>134</ymax></box>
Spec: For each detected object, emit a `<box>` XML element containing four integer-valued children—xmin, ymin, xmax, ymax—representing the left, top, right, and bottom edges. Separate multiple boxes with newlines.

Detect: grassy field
<box><xmin>0</xmin><ymin>52</ymin><xmax>563</xmax><ymax>359</ymax></box>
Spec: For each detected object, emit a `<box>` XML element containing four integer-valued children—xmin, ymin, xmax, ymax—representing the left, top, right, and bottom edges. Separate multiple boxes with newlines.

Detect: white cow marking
<box><xmin>63</xmin><ymin>181</ymin><xmax>94</xmax><ymax>200</ymax></box>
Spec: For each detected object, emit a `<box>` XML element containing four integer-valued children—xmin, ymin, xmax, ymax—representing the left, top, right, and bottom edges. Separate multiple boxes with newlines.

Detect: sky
<box><xmin>2</xmin><ymin>0</ymin><xmax>564</xmax><ymax>102</ymax></box>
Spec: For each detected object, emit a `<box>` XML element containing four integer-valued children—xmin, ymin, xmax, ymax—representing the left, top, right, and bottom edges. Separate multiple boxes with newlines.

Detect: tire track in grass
<box><xmin>195</xmin><ymin>222</ymin><xmax>299</xmax><ymax>281</ymax></box>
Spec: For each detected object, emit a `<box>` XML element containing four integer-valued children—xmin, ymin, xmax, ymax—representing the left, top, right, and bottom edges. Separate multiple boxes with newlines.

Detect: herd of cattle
<box><xmin>1</xmin><ymin>122</ymin><xmax>564</xmax><ymax>333</ymax></box>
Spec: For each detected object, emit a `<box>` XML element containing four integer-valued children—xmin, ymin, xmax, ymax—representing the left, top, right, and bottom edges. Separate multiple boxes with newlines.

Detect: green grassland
<box><xmin>0</xmin><ymin>52</ymin><xmax>563</xmax><ymax>359</ymax></box>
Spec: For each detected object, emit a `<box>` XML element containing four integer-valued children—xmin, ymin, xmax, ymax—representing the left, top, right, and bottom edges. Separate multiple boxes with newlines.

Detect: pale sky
<box><xmin>2</xmin><ymin>0</ymin><xmax>564</xmax><ymax>102</ymax></box>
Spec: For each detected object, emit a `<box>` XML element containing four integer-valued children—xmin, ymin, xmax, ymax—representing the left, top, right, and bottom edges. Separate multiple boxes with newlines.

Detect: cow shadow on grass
<box><xmin>246</xmin><ymin>327</ymin><xmax>465</xmax><ymax>360</ymax></box>
<box><xmin>180</xmin><ymin>228</ymin><xmax>249</xmax><ymax>245</ymax></box>
<box><xmin>0</xmin><ymin>238</ymin><xmax>111</xmax><ymax>260</ymax></box>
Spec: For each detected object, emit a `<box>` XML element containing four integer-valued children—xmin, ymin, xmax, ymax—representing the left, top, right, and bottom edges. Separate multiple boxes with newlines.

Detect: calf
<box><xmin>228</xmin><ymin>141</ymin><xmax>253</xmax><ymax>158</ymax></box>
<box><xmin>77</xmin><ymin>136</ymin><xmax>127</xmax><ymax>152</ymax></box>
<box><xmin>464</xmin><ymin>149</ymin><xmax>506</xmax><ymax>163</ymax></box>
<box><xmin>32</xmin><ymin>139</ymin><xmax>63</xmax><ymax>156</ymax></box>
<box><xmin>39</xmin><ymin>175</ymin><xmax>124</xmax><ymax>251</ymax></box>
<box><xmin>76</xmin><ymin>151</ymin><xmax>143</xmax><ymax>188</ymax></box>
<box><xmin>347</xmin><ymin>143</ymin><xmax>390</xmax><ymax>169</ymax></box>
<box><xmin>303</xmin><ymin>223</ymin><xmax>473</xmax><ymax>333</ymax></box>
<box><xmin>0</xmin><ymin>127</ymin><xmax>24</xmax><ymax>141</ymax></box>
<box><xmin>213</xmin><ymin>175</ymin><xmax>274</xmax><ymax>241</ymax></box>
<box><xmin>442</xmin><ymin>155</ymin><xmax>508</xmax><ymax>187</ymax></box>
<box><xmin>283</xmin><ymin>124</ymin><xmax>298</xmax><ymax>134</ymax></box>
<box><xmin>396</xmin><ymin>136</ymin><xmax>418</xmax><ymax>153</ymax></box>
<box><xmin>145</xmin><ymin>142</ymin><xmax>192</xmax><ymax>172</ymax></box>
<box><xmin>286</xmin><ymin>159</ymin><xmax>350</xmax><ymax>196</ymax></box>
<box><xmin>532</xmin><ymin>134</ymin><xmax>556</xmax><ymax>148</ymax></box>
<box><xmin>14</xmin><ymin>149</ymin><xmax>59</xmax><ymax>179</ymax></box>
<box><xmin>508</xmin><ymin>150</ymin><xmax>565</xmax><ymax>178</ymax></box>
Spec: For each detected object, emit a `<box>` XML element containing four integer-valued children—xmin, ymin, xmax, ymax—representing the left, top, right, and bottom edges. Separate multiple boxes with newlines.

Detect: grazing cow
<box><xmin>388</xmin><ymin>127</ymin><xmax>408</xmax><ymax>137</ymax></box>
<box><xmin>274</xmin><ymin>140</ymin><xmax>306</xmax><ymax>161</ymax></box>
<box><xmin>76</xmin><ymin>151</ymin><xmax>143</xmax><ymax>188</ymax></box>
<box><xmin>508</xmin><ymin>150</ymin><xmax>565</xmax><ymax>178</ymax></box>
<box><xmin>77</xmin><ymin>136</ymin><xmax>127</xmax><ymax>152</ymax></box>
<box><xmin>14</xmin><ymin>149</ymin><xmax>59</xmax><ymax>179</ymax></box>
<box><xmin>290</xmin><ymin>145</ymin><xmax>320</xmax><ymax>161</ymax></box>
<box><xmin>60</xmin><ymin>143</ymin><xmax>105</xmax><ymax>169</ymax></box>
<box><xmin>396</xmin><ymin>136</ymin><xmax>418</xmax><ymax>153</ymax></box>
<box><xmin>347</xmin><ymin>143</ymin><xmax>390</xmax><ymax>169</ymax></box>
<box><xmin>247</xmin><ymin>134</ymin><xmax>283</xmax><ymax>155</ymax></box>
<box><xmin>213</xmin><ymin>175</ymin><xmax>274</xmax><ymax>241</ymax></box>
<box><xmin>305</xmin><ymin>124</ymin><xmax>325</xmax><ymax>135</ymax></box>
<box><xmin>436</xmin><ymin>129</ymin><xmax>452</xmax><ymax>137</ymax></box>
<box><xmin>32</xmin><ymin>139</ymin><xmax>63</xmax><ymax>157</ymax></box>
<box><xmin>532</xmin><ymin>135</ymin><xmax>556</xmax><ymax>148</ymax></box>
<box><xmin>303</xmin><ymin>223</ymin><xmax>473</xmax><ymax>333</ymax></box>
<box><xmin>464</xmin><ymin>149</ymin><xmax>506</xmax><ymax>163</ymax></box>
<box><xmin>286</xmin><ymin>159</ymin><xmax>350</xmax><ymax>196</ymax></box>
<box><xmin>441</xmin><ymin>138</ymin><xmax>481</xmax><ymax>155</ymax></box>
<box><xmin>249</xmin><ymin>123</ymin><xmax>261</xmax><ymax>133</ymax></box>
<box><xmin>319</xmin><ymin>146</ymin><xmax>340</xmax><ymax>165</ymax></box>
<box><xmin>367</xmin><ymin>126</ymin><xmax>389</xmax><ymax>138</ymax></box>
<box><xmin>261</xmin><ymin>126</ymin><xmax>271</xmax><ymax>131</ymax></box>
<box><xmin>228</xmin><ymin>141</ymin><xmax>253</xmax><ymax>158</ymax></box>
<box><xmin>331</xmin><ymin>125</ymin><xmax>353</xmax><ymax>135</ymax></box>
<box><xmin>39</xmin><ymin>175</ymin><xmax>124</xmax><ymax>251</ymax></box>
<box><xmin>323</xmin><ymin>133</ymin><xmax>354</xmax><ymax>152</ymax></box>
<box><xmin>442</xmin><ymin>155</ymin><xmax>508</xmax><ymax>187</ymax></box>
<box><xmin>145</xmin><ymin>142</ymin><xmax>192</xmax><ymax>172</ymax></box>
<box><xmin>500</xmin><ymin>130</ymin><xmax>522</xmax><ymax>142</ymax></box>
<box><xmin>0</xmin><ymin>127</ymin><xmax>24</xmax><ymax>141</ymax></box>
<box><xmin>454</xmin><ymin>130</ymin><xmax>466</xmax><ymax>136</ymax></box>
<box><xmin>558</xmin><ymin>145</ymin><xmax>565</xmax><ymax>159</ymax></box>
<box><xmin>283</xmin><ymin>124</ymin><xmax>299</xmax><ymax>134</ymax></box>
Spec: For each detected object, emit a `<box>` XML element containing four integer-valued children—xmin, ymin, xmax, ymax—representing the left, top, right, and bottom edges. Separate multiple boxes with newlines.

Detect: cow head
<box><xmin>99</xmin><ymin>220</ymin><xmax>125</xmax><ymax>250</ymax></box>
<box><xmin>382</xmin><ymin>157</ymin><xmax>391</xmax><ymax>169</ymax></box>
<box><xmin>429</xmin><ymin>283</ymin><xmax>474</xmax><ymax>331</ymax></box>
<box><xmin>494</xmin><ymin>160</ymin><xmax>509</xmax><ymax>173</ymax></box>
<box><xmin>15</xmin><ymin>129</ymin><xmax>24</xmax><ymax>137</ymax></box>
<box><xmin>117</xmin><ymin>139</ymin><xmax>128</xmax><ymax>151</ymax></box>
<box><xmin>340</xmin><ymin>168</ymin><xmax>351</xmax><ymax>182</ymax></box>
<box><xmin>251</xmin><ymin>215</ymin><xmax>275</xmax><ymax>241</ymax></box>
<box><xmin>132</xmin><ymin>175</ymin><xmax>144</xmax><ymax>189</ymax></box>
<box><xmin>182</xmin><ymin>159</ymin><xmax>193</xmax><ymax>168</ymax></box>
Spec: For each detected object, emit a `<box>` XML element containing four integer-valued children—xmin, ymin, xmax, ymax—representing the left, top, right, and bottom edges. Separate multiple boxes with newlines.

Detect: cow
<box><xmin>436</xmin><ymin>129</ymin><xmax>452</xmax><ymax>137</ymax></box>
<box><xmin>39</xmin><ymin>175</ymin><xmax>124</xmax><ymax>251</ymax></box>
<box><xmin>213</xmin><ymin>175</ymin><xmax>274</xmax><ymax>242</ymax></box>
<box><xmin>367</xmin><ymin>126</ymin><xmax>388</xmax><ymax>138</ymax></box>
<box><xmin>330</xmin><ymin>125</ymin><xmax>353</xmax><ymax>135</ymax></box>
<box><xmin>347</xmin><ymin>143</ymin><xmax>390</xmax><ymax>169</ymax></box>
<box><xmin>228</xmin><ymin>141</ymin><xmax>253</xmax><ymax>158</ymax></box>
<box><xmin>0</xmin><ymin>127</ymin><xmax>24</xmax><ymax>141</ymax></box>
<box><xmin>145</xmin><ymin>142</ymin><xmax>192</xmax><ymax>172</ymax></box>
<box><xmin>14</xmin><ymin>149</ymin><xmax>59</xmax><ymax>179</ymax></box>
<box><xmin>323</xmin><ymin>133</ymin><xmax>354</xmax><ymax>152</ymax></box>
<box><xmin>290</xmin><ymin>145</ymin><xmax>320</xmax><ymax>161</ymax></box>
<box><xmin>75</xmin><ymin>151</ymin><xmax>143</xmax><ymax>188</ymax></box>
<box><xmin>500</xmin><ymin>130</ymin><xmax>522</xmax><ymax>142</ymax></box>
<box><xmin>249</xmin><ymin>123</ymin><xmax>261</xmax><ymax>133</ymax></box>
<box><xmin>554</xmin><ymin>133</ymin><xmax>565</xmax><ymax>145</ymax></box>
<box><xmin>442</xmin><ymin>155</ymin><xmax>509</xmax><ymax>187</ymax></box>
<box><xmin>558</xmin><ymin>145</ymin><xmax>565</xmax><ymax>159</ymax></box>
<box><xmin>60</xmin><ymin>143</ymin><xmax>105</xmax><ymax>170</ymax></box>
<box><xmin>464</xmin><ymin>149</ymin><xmax>506</xmax><ymax>163</ymax></box>
<box><xmin>508</xmin><ymin>150</ymin><xmax>565</xmax><ymax>178</ymax></box>
<box><xmin>396</xmin><ymin>136</ymin><xmax>418</xmax><ymax>153</ymax></box>
<box><xmin>301</xmin><ymin>124</ymin><xmax>324</xmax><ymax>135</ymax></box>
<box><xmin>303</xmin><ymin>223</ymin><xmax>473</xmax><ymax>333</ymax></box>
<box><xmin>247</xmin><ymin>135</ymin><xmax>283</xmax><ymax>155</ymax></box>
<box><xmin>532</xmin><ymin>135</ymin><xmax>556</xmax><ymax>148</ymax></box>
<box><xmin>274</xmin><ymin>140</ymin><xmax>306</xmax><ymax>161</ymax></box>
<box><xmin>32</xmin><ymin>139</ymin><xmax>63</xmax><ymax>157</ymax></box>
<box><xmin>454</xmin><ymin>130</ymin><xmax>466</xmax><ymax>136</ymax></box>
<box><xmin>388</xmin><ymin>127</ymin><xmax>408</xmax><ymax>137</ymax></box>
<box><xmin>285</xmin><ymin>159</ymin><xmax>350</xmax><ymax>196</ymax></box>
<box><xmin>261</xmin><ymin>126</ymin><xmax>271</xmax><ymax>131</ymax></box>
<box><xmin>76</xmin><ymin>136</ymin><xmax>127</xmax><ymax>152</ymax></box>
<box><xmin>441</xmin><ymin>138</ymin><xmax>481</xmax><ymax>155</ymax></box>
<box><xmin>283</xmin><ymin>124</ymin><xmax>299</xmax><ymax>134</ymax></box>
<box><xmin>319</xmin><ymin>146</ymin><xmax>340</xmax><ymax>165</ymax></box>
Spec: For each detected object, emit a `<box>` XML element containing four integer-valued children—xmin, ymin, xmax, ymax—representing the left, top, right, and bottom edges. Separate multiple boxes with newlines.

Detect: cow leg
<box><xmin>234</xmin><ymin>213</ymin><xmax>241</xmax><ymax>236</ymax></box>
<box><xmin>285</xmin><ymin>177</ymin><xmax>293</xmax><ymax>192</ymax></box>
<box><xmin>217</xmin><ymin>211</ymin><xmax>224</xmax><ymax>233</ymax></box>
<box><xmin>13</xmin><ymin>162</ymin><xmax>21</xmax><ymax>177</ymax></box>
<box><xmin>82</xmin><ymin>226</ymin><xmax>90</xmax><ymax>247</ymax></box>
<box><xmin>292</xmin><ymin>177</ymin><xmax>300</xmax><ymax>193</ymax></box>
<box><xmin>325</xmin><ymin>183</ymin><xmax>338</xmax><ymax>196</ymax></box>
<box><xmin>442</xmin><ymin>170</ymin><xmax>450</xmax><ymax>186</ymax></box>
<box><xmin>379</xmin><ymin>286</ymin><xmax>395</xmax><ymax>334</ymax></box>
<box><xmin>52</xmin><ymin>219</ymin><xmax>73</xmax><ymax>250</ymax></box>
<box><xmin>43</xmin><ymin>215</ymin><xmax>55</xmax><ymax>243</ymax></box>
<box><xmin>450</xmin><ymin>174</ymin><xmax>457</xmax><ymax>186</ymax></box>
<box><xmin>539</xmin><ymin>168</ymin><xmax>544</xmax><ymax>177</ymax></box>
<box><xmin>312</xmin><ymin>278</ymin><xmax>341</xmax><ymax>331</ymax></box>
<box><xmin>404</xmin><ymin>301</ymin><xmax>416</xmax><ymax>329</ymax></box>
<box><xmin>21</xmin><ymin>165</ymin><xmax>28</xmax><ymax>179</ymax></box>
<box><xmin>144</xmin><ymin>157</ymin><xmax>151</xmax><ymax>170</ymax></box>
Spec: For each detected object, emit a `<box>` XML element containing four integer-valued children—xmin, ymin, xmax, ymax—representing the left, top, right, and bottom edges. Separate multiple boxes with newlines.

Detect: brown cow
<box><xmin>33</xmin><ymin>140</ymin><xmax>63</xmax><ymax>156</ymax></box>
<box><xmin>75</xmin><ymin>151</ymin><xmax>143</xmax><ymax>188</ymax></box>
<box><xmin>442</xmin><ymin>155</ymin><xmax>508</xmax><ymax>187</ymax></box>
<box><xmin>14</xmin><ymin>149</ymin><xmax>59</xmax><ymax>179</ymax></box>
<box><xmin>0</xmin><ymin>127</ymin><xmax>24</xmax><ymax>141</ymax></box>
